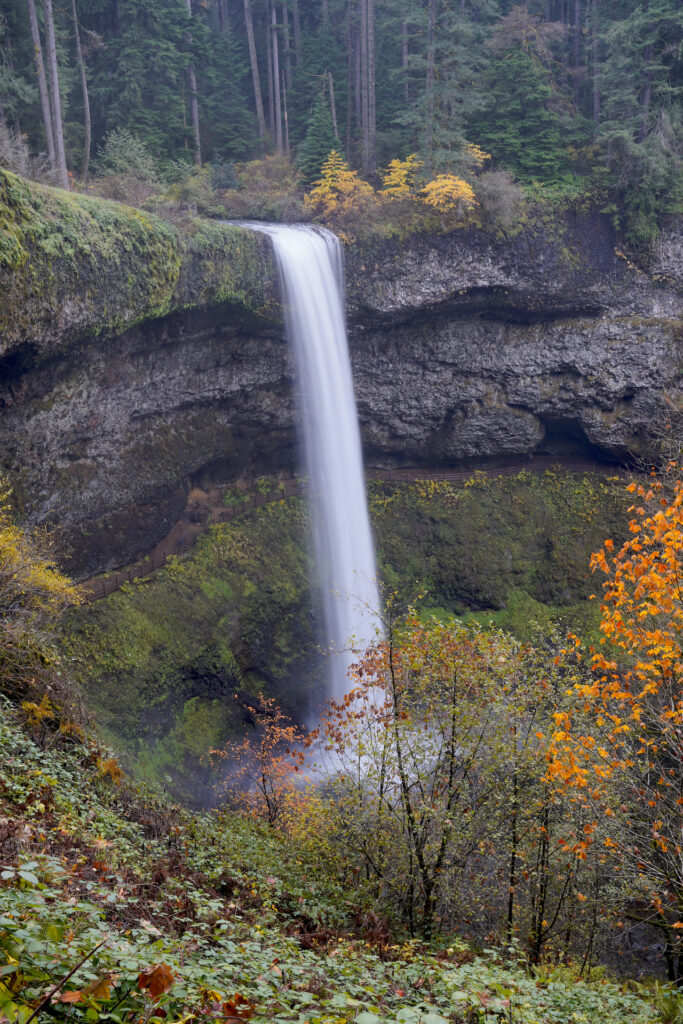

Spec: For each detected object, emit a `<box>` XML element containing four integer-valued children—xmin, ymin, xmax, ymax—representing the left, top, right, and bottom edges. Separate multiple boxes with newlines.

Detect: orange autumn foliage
<box><xmin>210</xmin><ymin>694</ymin><xmax>306</xmax><ymax>825</ymax></box>
<box><xmin>549</xmin><ymin>470</ymin><xmax>683</xmax><ymax>787</ymax></box>
<box><xmin>548</xmin><ymin>467</ymin><xmax>683</xmax><ymax>933</ymax></box>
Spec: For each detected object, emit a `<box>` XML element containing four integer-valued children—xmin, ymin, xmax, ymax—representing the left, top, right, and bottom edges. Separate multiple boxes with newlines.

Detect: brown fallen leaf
<box><xmin>222</xmin><ymin>993</ymin><xmax>254</xmax><ymax>1020</ymax></box>
<box><xmin>138</xmin><ymin>964</ymin><xmax>176</xmax><ymax>1001</ymax></box>
<box><xmin>55</xmin><ymin>990</ymin><xmax>85</xmax><ymax>1005</ymax></box>
<box><xmin>55</xmin><ymin>973</ymin><xmax>117</xmax><ymax>1005</ymax></box>
<box><xmin>86</xmin><ymin>974</ymin><xmax>117</xmax><ymax>1001</ymax></box>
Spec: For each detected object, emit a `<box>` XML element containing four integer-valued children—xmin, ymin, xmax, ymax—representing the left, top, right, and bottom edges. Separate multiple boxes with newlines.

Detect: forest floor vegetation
<box><xmin>0</xmin><ymin>694</ymin><xmax>671</xmax><ymax>1024</ymax></box>
<box><xmin>2</xmin><ymin>465</ymin><xmax>683</xmax><ymax>1020</ymax></box>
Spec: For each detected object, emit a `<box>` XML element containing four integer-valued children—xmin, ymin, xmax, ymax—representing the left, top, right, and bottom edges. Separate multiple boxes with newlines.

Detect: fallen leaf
<box><xmin>55</xmin><ymin>990</ymin><xmax>85</xmax><ymax>1004</ymax></box>
<box><xmin>138</xmin><ymin>964</ymin><xmax>176</xmax><ymax>1001</ymax></box>
<box><xmin>222</xmin><ymin>993</ymin><xmax>254</xmax><ymax>1020</ymax></box>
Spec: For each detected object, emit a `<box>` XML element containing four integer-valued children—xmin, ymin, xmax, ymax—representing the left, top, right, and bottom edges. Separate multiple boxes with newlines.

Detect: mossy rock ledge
<box><xmin>0</xmin><ymin>168</ymin><xmax>280</xmax><ymax>362</ymax></box>
<box><xmin>0</xmin><ymin>171</ymin><xmax>682</xmax><ymax>577</ymax></box>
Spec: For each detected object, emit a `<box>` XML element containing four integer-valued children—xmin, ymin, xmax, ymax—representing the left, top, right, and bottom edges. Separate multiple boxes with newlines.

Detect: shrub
<box><xmin>210</xmin><ymin>158</ymin><xmax>238</xmax><ymax>190</ymax></box>
<box><xmin>93</xmin><ymin>129</ymin><xmax>161</xmax><ymax>205</ymax></box>
<box><xmin>0</xmin><ymin>472</ymin><xmax>83</xmax><ymax>725</ymax></box>
<box><xmin>220</xmin><ymin>154</ymin><xmax>305</xmax><ymax>221</ymax></box>
<box><xmin>304</xmin><ymin>150</ymin><xmax>377</xmax><ymax>235</ymax></box>
<box><xmin>474</xmin><ymin>169</ymin><xmax>525</xmax><ymax>231</ymax></box>
<box><xmin>0</xmin><ymin>123</ymin><xmax>55</xmax><ymax>185</ymax></box>
<box><xmin>163</xmin><ymin>164</ymin><xmax>223</xmax><ymax>217</ymax></box>
<box><xmin>380</xmin><ymin>154</ymin><xmax>423</xmax><ymax>199</ymax></box>
<box><xmin>420</xmin><ymin>173</ymin><xmax>477</xmax><ymax>216</ymax></box>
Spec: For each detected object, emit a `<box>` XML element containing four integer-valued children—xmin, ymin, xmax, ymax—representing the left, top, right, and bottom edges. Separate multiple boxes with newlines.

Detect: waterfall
<box><xmin>245</xmin><ymin>223</ymin><xmax>381</xmax><ymax>702</ymax></box>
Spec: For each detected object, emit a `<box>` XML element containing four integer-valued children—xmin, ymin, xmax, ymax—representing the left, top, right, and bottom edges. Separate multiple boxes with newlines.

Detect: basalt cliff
<box><xmin>1</xmin><ymin>169</ymin><xmax>681</xmax><ymax>578</ymax></box>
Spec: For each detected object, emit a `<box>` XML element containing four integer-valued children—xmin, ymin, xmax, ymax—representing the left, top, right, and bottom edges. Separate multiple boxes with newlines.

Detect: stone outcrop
<box><xmin>0</xmin><ymin>171</ymin><xmax>681</xmax><ymax>577</ymax></box>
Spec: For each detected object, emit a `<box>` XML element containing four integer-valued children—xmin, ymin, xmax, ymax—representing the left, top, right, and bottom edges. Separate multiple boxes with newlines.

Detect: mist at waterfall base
<box><xmin>241</xmin><ymin>222</ymin><xmax>382</xmax><ymax>708</ymax></box>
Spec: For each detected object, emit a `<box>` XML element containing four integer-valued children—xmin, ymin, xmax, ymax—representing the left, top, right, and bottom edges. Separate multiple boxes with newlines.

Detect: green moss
<box><xmin>61</xmin><ymin>469</ymin><xmax>634</xmax><ymax>803</ymax></box>
<box><xmin>371</xmin><ymin>469</ymin><xmax>633</xmax><ymax>634</ymax></box>
<box><xmin>0</xmin><ymin>169</ymin><xmax>277</xmax><ymax>359</ymax></box>
<box><xmin>62</xmin><ymin>497</ymin><xmax>316</xmax><ymax>804</ymax></box>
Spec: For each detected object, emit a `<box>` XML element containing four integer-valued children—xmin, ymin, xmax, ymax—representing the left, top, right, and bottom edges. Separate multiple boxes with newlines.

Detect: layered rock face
<box><xmin>0</xmin><ymin>174</ymin><xmax>681</xmax><ymax>578</ymax></box>
<box><xmin>347</xmin><ymin>215</ymin><xmax>682</xmax><ymax>465</ymax></box>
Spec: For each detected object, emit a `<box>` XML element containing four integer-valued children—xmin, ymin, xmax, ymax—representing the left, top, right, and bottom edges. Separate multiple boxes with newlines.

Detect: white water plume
<box><xmin>240</xmin><ymin>222</ymin><xmax>382</xmax><ymax>702</ymax></box>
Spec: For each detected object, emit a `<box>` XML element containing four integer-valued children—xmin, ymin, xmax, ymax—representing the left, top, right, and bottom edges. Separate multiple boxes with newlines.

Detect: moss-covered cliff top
<box><xmin>2</xmin><ymin>170</ymin><xmax>682</xmax><ymax>367</ymax></box>
<box><xmin>0</xmin><ymin>170</ymin><xmax>280</xmax><ymax>362</ymax></box>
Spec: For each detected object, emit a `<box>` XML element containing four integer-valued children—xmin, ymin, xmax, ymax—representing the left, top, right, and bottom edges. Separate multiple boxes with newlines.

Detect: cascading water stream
<box><xmin>242</xmin><ymin>222</ymin><xmax>381</xmax><ymax>702</ymax></box>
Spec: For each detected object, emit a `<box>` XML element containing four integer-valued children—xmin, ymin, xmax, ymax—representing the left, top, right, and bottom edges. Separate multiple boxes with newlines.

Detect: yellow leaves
<box><xmin>380</xmin><ymin>153</ymin><xmax>423</xmax><ymax>199</ymax></box>
<box><xmin>307</xmin><ymin>148</ymin><xmax>483</xmax><ymax>228</ymax></box>
<box><xmin>304</xmin><ymin>150</ymin><xmax>375</xmax><ymax>217</ymax></box>
<box><xmin>96</xmin><ymin>756</ymin><xmax>124</xmax><ymax>785</ymax></box>
<box><xmin>420</xmin><ymin>174</ymin><xmax>477</xmax><ymax>213</ymax></box>
<box><xmin>0</xmin><ymin>472</ymin><xmax>82</xmax><ymax>697</ymax></box>
<box><xmin>20</xmin><ymin>694</ymin><xmax>53</xmax><ymax>729</ymax></box>
<box><xmin>0</xmin><ymin>477</ymin><xmax>82</xmax><ymax>622</ymax></box>
<box><xmin>465</xmin><ymin>142</ymin><xmax>491</xmax><ymax>167</ymax></box>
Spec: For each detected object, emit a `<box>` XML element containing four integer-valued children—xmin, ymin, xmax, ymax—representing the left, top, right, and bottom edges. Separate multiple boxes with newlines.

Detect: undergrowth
<box><xmin>0</xmin><ymin>700</ymin><xmax>666</xmax><ymax>1024</ymax></box>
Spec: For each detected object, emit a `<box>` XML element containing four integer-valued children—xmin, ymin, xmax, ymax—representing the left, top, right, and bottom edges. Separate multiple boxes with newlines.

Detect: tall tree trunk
<box><xmin>322</xmin><ymin>0</ymin><xmax>329</xmax><ymax>29</ymax></box>
<box><xmin>346</xmin><ymin>0</ymin><xmax>353</xmax><ymax>154</ymax></box>
<box><xmin>573</xmin><ymin>0</ymin><xmax>581</xmax><ymax>67</ymax></box>
<box><xmin>282</xmin><ymin>70</ymin><xmax>290</xmax><ymax>155</ymax></box>
<box><xmin>244</xmin><ymin>0</ymin><xmax>267</xmax><ymax>138</ymax></box>
<box><xmin>328</xmin><ymin>71</ymin><xmax>339</xmax><ymax>141</ymax></box>
<box><xmin>282</xmin><ymin>2</ymin><xmax>292</xmax><ymax>89</ymax></box>
<box><xmin>592</xmin><ymin>0</ymin><xmax>600</xmax><ymax>129</ymax></box>
<box><xmin>401</xmin><ymin>19</ymin><xmax>409</xmax><ymax>105</ymax></box>
<box><xmin>359</xmin><ymin>0</ymin><xmax>370</xmax><ymax>174</ymax></box>
<box><xmin>354</xmin><ymin>23</ymin><xmax>361</xmax><ymax>142</ymax></box>
<box><xmin>291</xmin><ymin>0</ymin><xmax>303</xmax><ymax>63</ymax></box>
<box><xmin>70</xmin><ymin>0</ymin><xmax>91</xmax><ymax>181</ymax></box>
<box><xmin>573</xmin><ymin>0</ymin><xmax>581</xmax><ymax>102</ymax></box>
<box><xmin>266</xmin><ymin>0</ymin><xmax>275</xmax><ymax>135</ymax></box>
<box><xmin>184</xmin><ymin>0</ymin><xmax>202</xmax><ymax>165</ymax></box>
<box><xmin>639</xmin><ymin>40</ymin><xmax>654</xmax><ymax>143</ymax></box>
<box><xmin>425</xmin><ymin>0</ymin><xmax>436</xmax><ymax>172</ymax></box>
<box><xmin>26</xmin><ymin>0</ymin><xmax>55</xmax><ymax>170</ymax></box>
<box><xmin>367</xmin><ymin>0</ymin><xmax>376</xmax><ymax>172</ymax></box>
<box><xmin>3</xmin><ymin>40</ymin><xmax>21</xmax><ymax>135</ymax></box>
<box><xmin>271</xmin><ymin>4</ymin><xmax>283</xmax><ymax>153</ymax></box>
<box><xmin>43</xmin><ymin>0</ymin><xmax>68</xmax><ymax>188</ymax></box>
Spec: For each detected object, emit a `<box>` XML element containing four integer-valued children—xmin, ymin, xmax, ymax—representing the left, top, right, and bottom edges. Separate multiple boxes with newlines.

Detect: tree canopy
<box><xmin>0</xmin><ymin>0</ymin><xmax>680</xmax><ymax>240</ymax></box>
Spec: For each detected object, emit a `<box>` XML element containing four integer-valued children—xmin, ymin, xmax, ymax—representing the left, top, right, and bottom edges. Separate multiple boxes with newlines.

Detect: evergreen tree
<box><xmin>296</xmin><ymin>90</ymin><xmax>337</xmax><ymax>184</ymax></box>
<box><xmin>0</xmin><ymin>0</ymin><xmax>678</xmax><ymax>244</ymax></box>
<box><xmin>596</xmin><ymin>0</ymin><xmax>683</xmax><ymax>241</ymax></box>
<box><xmin>398</xmin><ymin>0</ymin><xmax>496</xmax><ymax>172</ymax></box>
<box><xmin>85</xmin><ymin>0</ymin><xmax>190</xmax><ymax>162</ymax></box>
<box><xmin>476</xmin><ymin>49</ymin><xmax>567</xmax><ymax>182</ymax></box>
<box><xmin>193</xmin><ymin>10</ymin><xmax>257</xmax><ymax>160</ymax></box>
